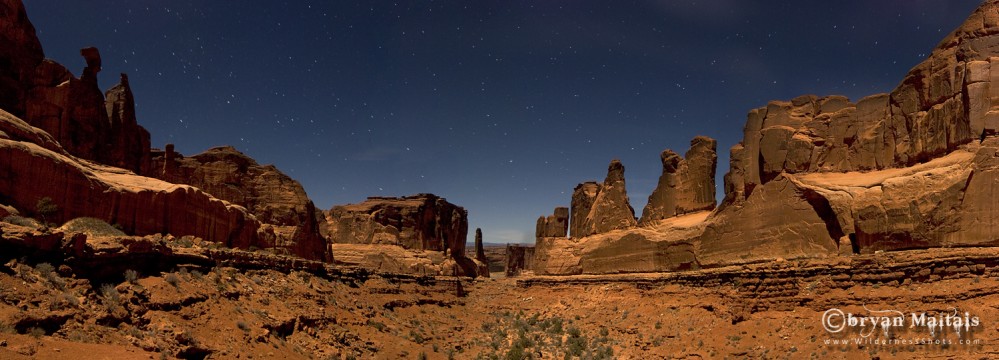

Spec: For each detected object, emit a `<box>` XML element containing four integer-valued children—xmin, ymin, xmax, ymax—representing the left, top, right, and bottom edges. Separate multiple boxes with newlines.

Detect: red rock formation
<box><xmin>640</xmin><ymin>136</ymin><xmax>717</xmax><ymax>224</ymax></box>
<box><xmin>325</xmin><ymin>194</ymin><xmax>486</xmax><ymax>276</ymax></box>
<box><xmin>569</xmin><ymin>182</ymin><xmax>600</xmax><ymax>238</ymax></box>
<box><xmin>326</xmin><ymin>194</ymin><xmax>467</xmax><ymax>254</ymax></box>
<box><xmin>535</xmin><ymin>207</ymin><xmax>568</xmax><ymax>240</ymax></box>
<box><xmin>569</xmin><ymin>160</ymin><xmax>637</xmax><ymax>238</ymax></box>
<box><xmin>537</xmin><ymin>0</ymin><xmax>999</xmax><ymax>275</ymax></box>
<box><xmin>0</xmin><ymin>0</ymin><xmax>43</xmax><ymax>119</ymax></box>
<box><xmin>505</xmin><ymin>244</ymin><xmax>534</xmax><ymax>277</ymax></box>
<box><xmin>0</xmin><ymin>0</ymin><xmax>152</xmax><ymax>173</ymax></box>
<box><xmin>105</xmin><ymin>74</ymin><xmax>151</xmax><ymax>174</ymax></box>
<box><xmin>0</xmin><ymin>109</ymin><xmax>269</xmax><ymax>253</ymax></box>
<box><xmin>150</xmin><ymin>145</ymin><xmax>329</xmax><ymax>261</ymax></box>
<box><xmin>474</xmin><ymin>228</ymin><xmax>486</xmax><ymax>263</ymax></box>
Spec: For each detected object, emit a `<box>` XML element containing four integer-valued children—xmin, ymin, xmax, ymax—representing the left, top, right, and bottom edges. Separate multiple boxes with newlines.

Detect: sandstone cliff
<box><xmin>0</xmin><ymin>109</ymin><xmax>271</xmax><ymax>252</ymax></box>
<box><xmin>325</xmin><ymin>194</ymin><xmax>486</xmax><ymax>277</ymax></box>
<box><xmin>150</xmin><ymin>145</ymin><xmax>329</xmax><ymax>261</ymax></box>
<box><xmin>639</xmin><ymin>136</ymin><xmax>717</xmax><ymax>225</ymax></box>
<box><xmin>569</xmin><ymin>160</ymin><xmax>637</xmax><ymax>238</ymax></box>
<box><xmin>0</xmin><ymin>0</ymin><xmax>151</xmax><ymax>174</ymax></box>
<box><xmin>534</xmin><ymin>0</ymin><xmax>999</xmax><ymax>275</ymax></box>
<box><xmin>535</xmin><ymin>207</ymin><xmax>568</xmax><ymax>240</ymax></box>
<box><xmin>0</xmin><ymin>0</ymin><xmax>331</xmax><ymax>262</ymax></box>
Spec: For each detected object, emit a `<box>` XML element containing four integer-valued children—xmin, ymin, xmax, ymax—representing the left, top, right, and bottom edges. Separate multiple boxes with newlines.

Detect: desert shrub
<box><xmin>366</xmin><ymin>319</ymin><xmax>385</xmax><ymax>331</ymax></box>
<box><xmin>417</xmin><ymin>352</ymin><xmax>428</xmax><ymax>360</ymax></box>
<box><xmin>565</xmin><ymin>327</ymin><xmax>586</xmax><ymax>357</ymax></box>
<box><xmin>505</xmin><ymin>342</ymin><xmax>525</xmax><ymax>360</ymax></box>
<box><xmin>59</xmin><ymin>217</ymin><xmax>126</xmax><ymax>237</ymax></box>
<box><xmin>124</xmin><ymin>269</ymin><xmax>139</xmax><ymax>284</ymax></box>
<box><xmin>35</xmin><ymin>197</ymin><xmax>57</xmax><ymax>225</ymax></box>
<box><xmin>237</xmin><ymin>321</ymin><xmax>250</xmax><ymax>332</ymax></box>
<box><xmin>100</xmin><ymin>283</ymin><xmax>120</xmax><ymax>310</ymax></box>
<box><xmin>28</xmin><ymin>326</ymin><xmax>45</xmax><ymax>338</ymax></box>
<box><xmin>2</xmin><ymin>215</ymin><xmax>40</xmax><ymax>228</ymax></box>
<box><xmin>409</xmin><ymin>329</ymin><xmax>426</xmax><ymax>344</ymax></box>
<box><xmin>165</xmin><ymin>273</ymin><xmax>181</xmax><ymax>287</ymax></box>
<box><xmin>34</xmin><ymin>263</ymin><xmax>54</xmax><ymax>277</ymax></box>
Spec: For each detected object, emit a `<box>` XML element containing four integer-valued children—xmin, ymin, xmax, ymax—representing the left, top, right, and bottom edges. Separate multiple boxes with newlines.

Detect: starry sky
<box><xmin>24</xmin><ymin>1</ymin><xmax>981</xmax><ymax>244</ymax></box>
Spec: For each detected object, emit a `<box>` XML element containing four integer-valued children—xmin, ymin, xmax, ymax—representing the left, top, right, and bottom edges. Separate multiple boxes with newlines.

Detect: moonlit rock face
<box><xmin>640</xmin><ymin>136</ymin><xmax>717</xmax><ymax>225</ymax></box>
<box><xmin>538</xmin><ymin>0</ymin><xmax>999</xmax><ymax>274</ymax></box>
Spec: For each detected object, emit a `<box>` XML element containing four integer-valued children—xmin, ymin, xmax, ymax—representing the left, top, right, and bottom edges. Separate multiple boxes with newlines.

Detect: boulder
<box><xmin>639</xmin><ymin>136</ymin><xmax>717</xmax><ymax>224</ymax></box>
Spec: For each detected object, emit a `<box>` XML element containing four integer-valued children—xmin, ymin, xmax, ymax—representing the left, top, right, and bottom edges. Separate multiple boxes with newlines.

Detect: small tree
<box><xmin>35</xmin><ymin>197</ymin><xmax>58</xmax><ymax>225</ymax></box>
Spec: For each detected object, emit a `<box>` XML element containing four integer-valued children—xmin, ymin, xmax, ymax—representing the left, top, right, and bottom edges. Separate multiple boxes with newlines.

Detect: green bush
<box><xmin>124</xmin><ymin>269</ymin><xmax>139</xmax><ymax>284</ymax></box>
<box><xmin>165</xmin><ymin>273</ymin><xmax>181</xmax><ymax>287</ymax></box>
<box><xmin>59</xmin><ymin>217</ymin><xmax>126</xmax><ymax>237</ymax></box>
<box><xmin>1</xmin><ymin>215</ymin><xmax>40</xmax><ymax>228</ymax></box>
<box><xmin>35</xmin><ymin>197</ymin><xmax>57</xmax><ymax>225</ymax></box>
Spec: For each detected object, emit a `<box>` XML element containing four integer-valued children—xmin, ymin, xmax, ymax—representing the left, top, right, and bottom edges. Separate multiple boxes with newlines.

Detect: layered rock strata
<box><xmin>0</xmin><ymin>109</ymin><xmax>269</xmax><ymax>252</ymax></box>
<box><xmin>150</xmin><ymin>145</ymin><xmax>329</xmax><ymax>261</ymax></box>
<box><xmin>325</xmin><ymin>194</ymin><xmax>467</xmax><ymax>253</ymax></box>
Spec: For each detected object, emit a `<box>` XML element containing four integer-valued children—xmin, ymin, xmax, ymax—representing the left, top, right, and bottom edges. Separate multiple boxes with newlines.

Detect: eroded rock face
<box><xmin>105</xmin><ymin>74</ymin><xmax>151</xmax><ymax>174</ymax></box>
<box><xmin>150</xmin><ymin>145</ymin><xmax>329</xmax><ymax>261</ymax></box>
<box><xmin>505</xmin><ymin>244</ymin><xmax>534</xmax><ymax>277</ymax></box>
<box><xmin>535</xmin><ymin>207</ymin><xmax>569</xmax><ymax>240</ymax></box>
<box><xmin>569</xmin><ymin>182</ymin><xmax>600</xmax><ymax>238</ymax></box>
<box><xmin>569</xmin><ymin>160</ymin><xmax>637</xmax><ymax>238</ymax></box>
<box><xmin>474</xmin><ymin>228</ymin><xmax>487</xmax><ymax>263</ymax></box>
<box><xmin>0</xmin><ymin>2</ymin><xmax>152</xmax><ymax>174</ymax></box>
<box><xmin>537</xmin><ymin>1</ymin><xmax>999</xmax><ymax>274</ymax></box>
<box><xmin>0</xmin><ymin>0</ymin><xmax>43</xmax><ymax>119</ymax></box>
<box><xmin>0</xmin><ymin>109</ymin><xmax>269</xmax><ymax>253</ymax></box>
<box><xmin>640</xmin><ymin>136</ymin><xmax>717</xmax><ymax>224</ymax></box>
<box><xmin>325</xmin><ymin>194</ymin><xmax>468</xmax><ymax>255</ymax></box>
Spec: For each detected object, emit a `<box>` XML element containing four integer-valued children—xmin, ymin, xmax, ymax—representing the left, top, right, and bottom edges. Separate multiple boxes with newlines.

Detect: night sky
<box><xmin>24</xmin><ymin>1</ymin><xmax>981</xmax><ymax>244</ymax></box>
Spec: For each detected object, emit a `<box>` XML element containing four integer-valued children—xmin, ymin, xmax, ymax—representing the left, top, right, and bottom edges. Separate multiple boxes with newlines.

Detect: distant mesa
<box><xmin>324</xmin><ymin>193</ymin><xmax>488</xmax><ymax>277</ymax></box>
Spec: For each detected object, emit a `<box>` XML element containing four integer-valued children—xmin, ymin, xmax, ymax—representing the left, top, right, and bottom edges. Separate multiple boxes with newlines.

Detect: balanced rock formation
<box><xmin>640</xmin><ymin>136</ymin><xmax>717</xmax><ymax>224</ymax></box>
<box><xmin>0</xmin><ymin>0</ymin><xmax>151</xmax><ymax>174</ymax></box>
<box><xmin>150</xmin><ymin>145</ymin><xmax>329</xmax><ymax>261</ymax></box>
<box><xmin>535</xmin><ymin>207</ymin><xmax>568</xmax><ymax>240</ymax></box>
<box><xmin>0</xmin><ymin>0</ymin><xmax>43</xmax><ymax>119</ymax></box>
<box><xmin>569</xmin><ymin>160</ymin><xmax>637</xmax><ymax>238</ymax></box>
